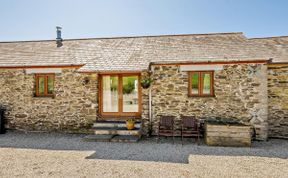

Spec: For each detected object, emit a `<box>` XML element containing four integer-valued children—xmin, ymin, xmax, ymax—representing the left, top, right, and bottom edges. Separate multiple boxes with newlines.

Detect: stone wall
<box><xmin>0</xmin><ymin>64</ymin><xmax>278</xmax><ymax>141</ymax></box>
<box><xmin>0</xmin><ymin>69</ymin><xmax>152</xmax><ymax>134</ymax></box>
<box><xmin>151</xmin><ymin>64</ymin><xmax>268</xmax><ymax>140</ymax></box>
<box><xmin>268</xmin><ymin>65</ymin><xmax>288</xmax><ymax>138</ymax></box>
<box><xmin>141</xmin><ymin>71</ymin><xmax>150</xmax><ymax>136</ymax></box>
<box><xmin>0</xmin><ymin>68</ymin><xmax>98</xmax><ymax>132</ymax></box>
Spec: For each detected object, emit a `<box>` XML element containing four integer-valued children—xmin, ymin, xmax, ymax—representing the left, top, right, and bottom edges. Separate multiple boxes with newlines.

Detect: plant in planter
<box><xmin>205</xmin><ymin>117</ymin><xmax>247</xmax><ymax>126</ymax></box>
<box><xmin>126</xmin><ymin>118</ymin><xmax>135</xmax><ymax>130</ymax></box>
<box><xmin>204</xmin><ymin>117</ymin><xmax>252</xmax><ymax>147</ymax></box>
<box><xmin>141</xmin><ymin>77</ymin><xmax>153</xmax><ymax>89</ymax></box>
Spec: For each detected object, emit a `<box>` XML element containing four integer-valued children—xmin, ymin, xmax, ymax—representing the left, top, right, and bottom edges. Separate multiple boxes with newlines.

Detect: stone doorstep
<box><xmin>93</xmin><ymin>121</ymin><xmax>141</xmax><ymax>129</ymax></box>
<box><xmin>93</xmin><ymin>127</ymin><xmax>141</xmax><ymax>136</ymax></box>
<box><xmin>83</xmin><ymin>134</ymin><xmax>140</xmax><ymax>143</ymax></box>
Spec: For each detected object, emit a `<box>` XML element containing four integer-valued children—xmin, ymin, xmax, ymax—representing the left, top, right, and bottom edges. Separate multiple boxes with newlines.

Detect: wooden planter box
<box><xmin>205</xmin><ymin>123</ymin><xmax>251</xmax><ymax>147</ymax></box>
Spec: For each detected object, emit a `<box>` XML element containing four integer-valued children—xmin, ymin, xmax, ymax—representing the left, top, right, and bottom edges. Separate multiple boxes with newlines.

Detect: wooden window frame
<box><xmin>35</xmin><ymin>73</ymin><xmax>55</xmax><ymax>97</ymax></box>
<box><xmin>188</xmin><ymin>71</ymin><xmax>214</xmax><ymax>97</ymax></box>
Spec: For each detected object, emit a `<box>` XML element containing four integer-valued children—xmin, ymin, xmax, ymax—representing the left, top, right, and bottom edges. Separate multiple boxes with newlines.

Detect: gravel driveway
<box><xmin>0</xmin><ymin>131</ymin><xmax>287</xmax><ymax>178</ymax></box>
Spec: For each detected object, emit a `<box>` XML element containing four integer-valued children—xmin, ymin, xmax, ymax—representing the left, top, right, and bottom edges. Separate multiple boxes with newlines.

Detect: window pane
<box><xmin>202</xmin><ymin>73</ymin><xmax>211</xmax><ymax>95</ymax></box>
<box><xmin>102</xmin><ymin>76</ymin><xmax>118</xmax><ymax>112</ymax></box>
<box><xmin>191</xmin><ymin>73</ymin><xmax>199</xmax><ymax>94</ymax></box>
<box><xmin>122</xmin><ymin>76</ymin><xmax>138</xmax><ymax>112</ymax></box>
<box><xmin>47</xmin><ymin>76</ymin><xmax>54</xmax><ymax>94</ymax></box>
<box><xmin>38</xmin><ymin>76</ymin><xmax>45</xmax><ymax>95</ymax></box>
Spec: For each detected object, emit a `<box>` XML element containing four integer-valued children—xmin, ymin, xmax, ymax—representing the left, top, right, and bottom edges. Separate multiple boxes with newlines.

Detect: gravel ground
<box><xmin>0</xmin><ymin>131</ymin><xmax>287</xmax><ymax>178</ymax></box>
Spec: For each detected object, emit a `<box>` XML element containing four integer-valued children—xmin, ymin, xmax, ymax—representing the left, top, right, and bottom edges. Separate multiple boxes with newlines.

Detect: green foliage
<box><xmin>205</xmin><ymin>117</ymin><xmax>248</xmax><ymax>126</ymax></box>
<box><xmin>141</xmin><ymin>77</ymin><xmax>153</xmax><ymax>86</ymax></box>
<box><xmin>191</xmin><ymin>73</ymin><xmax>199</xmax><ymax>89</ymax></box>
<box><xmin>109</xmin><ymin>77</ymin><xmax>118</xmax><ymax>91</ymax></box>
<box><xmin>110</xmin><ymin>84</ymin><xmax>117</xmax><ymax>91</ymax></box>
<box><xmin>126</xmin><ymin>118</ymin><xmax>135</xmax><ymax>123</ymax></box>
<box><xmin>123</xmin><ymin>81</ymin><xmax>135</xmax><ymax>94</ymax></box>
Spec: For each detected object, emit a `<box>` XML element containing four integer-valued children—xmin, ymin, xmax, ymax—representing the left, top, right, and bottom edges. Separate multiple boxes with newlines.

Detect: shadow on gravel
<box><xmin>0</xmin><ymin>131</ymin><xmax>288</xmax><ymax>164</ymax></box>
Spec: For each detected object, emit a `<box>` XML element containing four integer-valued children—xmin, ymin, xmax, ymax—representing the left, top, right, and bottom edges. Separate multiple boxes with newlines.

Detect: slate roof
<box><xmin>249</xmin><ymin>36</ymin><xmax>288</xmax><ymax>63</ymax></box>
<box><xmin>0</xmin><ymin>32</ymin><xmax>286</xmax><ymax>72</ymax></box>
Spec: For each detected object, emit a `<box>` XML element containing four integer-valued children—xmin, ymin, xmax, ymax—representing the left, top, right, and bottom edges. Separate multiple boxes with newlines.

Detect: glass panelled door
<box><xmin>102</xmin><ymin>76</ymin><xmax>119</xmax><ymax>113</ymax></box>
<box><xmin>122</xmin><ymin>76</ymin><xmax>139</xmax><ymax>112</ymax></box>
<box><xmin>100</xmin><ymin>74</ymin><xmax>141</xmax><ymax>117</ymax></box>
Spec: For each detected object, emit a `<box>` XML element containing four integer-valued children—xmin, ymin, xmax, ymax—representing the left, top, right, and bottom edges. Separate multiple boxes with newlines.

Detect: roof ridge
<box><xmin>249</xmin><ymin>35</ymin><xmax>288</xmax><ymax>40</ymax></box>
<box><xmin>0</xmin><ymin>32</ymin><xmax>244</xmax><ymax>44</ymax></box>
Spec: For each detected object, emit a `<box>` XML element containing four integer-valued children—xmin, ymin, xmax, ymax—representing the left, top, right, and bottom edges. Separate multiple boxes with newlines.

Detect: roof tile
<box><xmin>0</xmin><ymin>32</ymin><xmax>286</xmax><ymax>71</ymax></box>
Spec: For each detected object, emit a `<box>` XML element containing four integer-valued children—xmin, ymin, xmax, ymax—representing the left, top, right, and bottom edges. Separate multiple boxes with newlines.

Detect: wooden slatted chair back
<box><xmin>160</xmin><ymin>116</ymin><xmax>174</xmax><ymax>127</ymax></box>
<box><xmin>181</xmin><ymin>116</ymin><xmax>197</xmax><ymax>129</ymax></box>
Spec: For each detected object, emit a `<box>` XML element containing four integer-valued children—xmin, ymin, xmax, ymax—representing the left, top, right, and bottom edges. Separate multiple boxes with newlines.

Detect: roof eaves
<box><xmin>77</xmin><ymin>69</ymin><xmax>145</xmax><ymax>73</ymax></box>
<box><xmin>149</xmin><ymin>59</ymin><xmax>270</xmax><ymax>66</ymax></box>
<box><xmin>0</xmin><ymin>64</ymin><xmax>85</xmax><ymax>69</ymax></box>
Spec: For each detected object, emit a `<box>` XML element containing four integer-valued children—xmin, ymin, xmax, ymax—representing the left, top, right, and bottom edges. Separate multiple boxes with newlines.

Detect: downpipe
<box><xmin>148</xmin><ymin>87</ymin><xmax>152</xmax><ymax>136</ymax></box>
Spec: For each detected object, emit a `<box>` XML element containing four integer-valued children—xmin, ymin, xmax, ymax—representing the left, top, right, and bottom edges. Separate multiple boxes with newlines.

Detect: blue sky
<box><xmin>0</xmin><ymin>0</ymin><xmax>287</xmax><ymax>41</ymax></box>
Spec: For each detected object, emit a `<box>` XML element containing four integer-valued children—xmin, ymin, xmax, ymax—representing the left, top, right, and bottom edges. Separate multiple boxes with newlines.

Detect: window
<box><xmin>35</xmin><ymin>74</ymin><xmax>55</xmax><ymax>97</ymax></box>
<box><xmin>188</xmin><ymin>71</ymin><xmax>214</xmax><ymax>96</ymax></box>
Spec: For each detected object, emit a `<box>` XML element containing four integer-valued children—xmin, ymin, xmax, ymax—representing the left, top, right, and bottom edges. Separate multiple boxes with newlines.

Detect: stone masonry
<box><xmin>1</xmin><ymin>63</ymin><xmax>287</xmax><ymax>140</ymax></box>
<box><xmin>268</xmin><ymin>65</ymin><xmax>288</xmax><ymax>138</ymax></box>
<box><xmin>0</xmin><ymin>68</ymin><xmax>152</xmax><ymax>134</ymax></box>
<box><xmin>140</xmin><ymin>71</ymin><xmax>150</xmax><ymax>136</ymax></box>
<box><xmin>0</xmin><ymin>32</ymin><xmax>287</xmax><ymax>140</ymax></box>
<box><xmin>0</xmin><ymin>68</ymin><xmax>98</xmax><ymax>132</ymax></box>
<box><xmin>151</xmin><ymin>64</ymin><xmax>268</xmax><ymax>140</ymax></box>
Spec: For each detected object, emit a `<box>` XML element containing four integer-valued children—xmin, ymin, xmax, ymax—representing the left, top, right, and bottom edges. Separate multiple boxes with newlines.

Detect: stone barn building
<box><xmin>0</xmin><ymin>32</ymin><xmax>287</xmax><ymax>141</ymax></box>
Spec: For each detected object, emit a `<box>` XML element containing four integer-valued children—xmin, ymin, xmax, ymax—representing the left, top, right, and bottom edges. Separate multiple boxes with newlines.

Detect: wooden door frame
<box><xmin>98</xmin><ymin>73</ymin><xmax>142</xmax><ymax>118</ymax></box>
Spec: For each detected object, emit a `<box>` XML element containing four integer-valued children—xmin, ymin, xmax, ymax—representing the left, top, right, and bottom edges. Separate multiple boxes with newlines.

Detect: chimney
<box><xmin>56</xmin><ymin>26</ymin><xmax>63</xmax><ymax>47</ymax></box>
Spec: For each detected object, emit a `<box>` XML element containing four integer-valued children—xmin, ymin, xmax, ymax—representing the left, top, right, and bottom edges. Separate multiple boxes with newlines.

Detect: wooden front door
<box><xmin>99</xmin><ymin>74</ymin><xmax>141</xmax><ymax>118</ymax></box>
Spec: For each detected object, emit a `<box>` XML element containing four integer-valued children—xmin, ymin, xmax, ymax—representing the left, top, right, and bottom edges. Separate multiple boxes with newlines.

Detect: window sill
<box><xmin>33</xmin><ymin>94</ymin><xmax>55</xmax><ymax>99</ymax></box>
<box><xmin>188</xmin><ymin>94</ymin><xmax>215</xmax><ymax>98</ymax></box>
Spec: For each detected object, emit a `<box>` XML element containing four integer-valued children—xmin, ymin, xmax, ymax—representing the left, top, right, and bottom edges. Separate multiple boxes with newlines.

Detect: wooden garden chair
<box><xmin>157</xmin><ymin>116</ymin><xmax>175</xmax><ymax>144</ymax></box>
<box><xmin>181</xmin><ymin>116</ymin><xmax>200</xmax><ymax>145</ymax></box>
